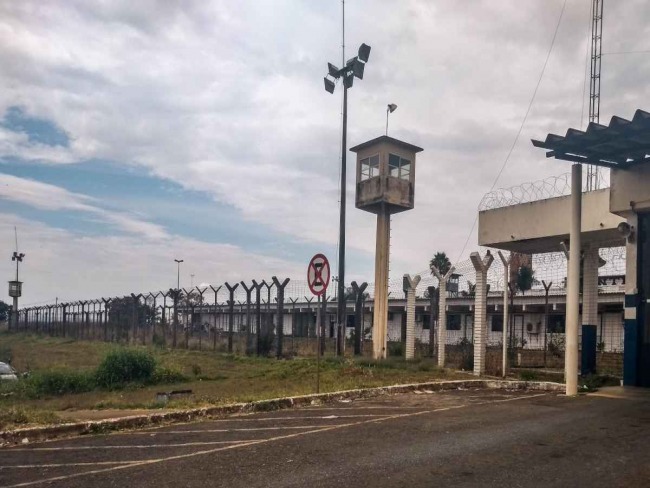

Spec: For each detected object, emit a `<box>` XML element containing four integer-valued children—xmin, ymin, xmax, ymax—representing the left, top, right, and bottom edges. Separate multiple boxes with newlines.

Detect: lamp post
<box><xmin>174</xmin><ymin>259</ymin><xmax>183</xmax><ymax>290</ymax></box>
<box><xmin>324</xmin><ymin>42</ymin><xmax>371</xmax><ymax>356</ymax></box>
<box><xmin>386</xmin><ymin>103</ymin><xmax>397</xmax><ymax>136</ymax></box>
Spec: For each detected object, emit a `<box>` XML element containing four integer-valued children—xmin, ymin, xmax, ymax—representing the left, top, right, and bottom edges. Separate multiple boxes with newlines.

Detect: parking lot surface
<box><xmin>1</xmin><ymin>387</ymin><xmax>649</xmax><ymax>487</ymax></box>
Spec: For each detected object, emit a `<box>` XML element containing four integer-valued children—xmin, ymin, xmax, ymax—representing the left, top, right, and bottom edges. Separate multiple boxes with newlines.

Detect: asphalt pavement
<box><xmin>1</xmin><ymin>386</ymin><xmax>649</xmax><ymax>487</ymax></box>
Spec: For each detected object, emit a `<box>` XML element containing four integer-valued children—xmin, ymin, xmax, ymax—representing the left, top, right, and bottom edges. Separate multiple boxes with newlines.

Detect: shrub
<box><xmin>456</xmin><ymin>337</ymin><xmax>474</xmax><ymax>371</ymax></box>
<box><xmin>95</xmin><ymin>349</ymin><xmax>156</xmax><ymax>389</ymax></box>
<box><xmin>151</xmin><ymin>367</ymin><xmax>188</xmax><ymax>385</ymax></box>
<box><xmin>519</xmin><ymin>370</ymin><xmax>540</xmax><ymax>382</ymax></box>
<box><xmin>387</xmin><ymin>341</ymin><xmax>404</xmax><ymax>357</ymax></box>
<box><xmin>25</xmin><ymin>370</ymin><xmax>95</xmax><ymax>397</ymax></box>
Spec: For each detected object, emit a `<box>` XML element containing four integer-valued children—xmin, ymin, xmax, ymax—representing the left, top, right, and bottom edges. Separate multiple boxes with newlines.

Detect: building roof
<box><xmin>349</xmin><ymin>135</ymin><xmax>423</xmax><ymax>154</ymax></box>
<box><xmin>531</xmin><ymin>109</ymin><xmax>650</xmax><ymax>169</ymax></box>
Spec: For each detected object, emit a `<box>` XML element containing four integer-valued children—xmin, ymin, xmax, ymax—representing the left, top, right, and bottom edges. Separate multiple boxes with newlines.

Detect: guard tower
<box><xmin>351</xmin><ymin>135</ymin><xmax>423</xmax><ymax>359</ymax></box>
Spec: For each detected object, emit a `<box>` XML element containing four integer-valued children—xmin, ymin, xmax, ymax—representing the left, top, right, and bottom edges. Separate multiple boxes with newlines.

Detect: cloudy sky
<box><xmin>1</xmin><ymin>0</ymin><xmax>649</xmax><ymax>305</ymax></box>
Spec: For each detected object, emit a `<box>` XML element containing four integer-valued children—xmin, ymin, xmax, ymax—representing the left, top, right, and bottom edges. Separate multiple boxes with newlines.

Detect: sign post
<box><xmin>308</xmin><ymin>254</ymin><xmax>330</xmax><ymax>393</ymax></box>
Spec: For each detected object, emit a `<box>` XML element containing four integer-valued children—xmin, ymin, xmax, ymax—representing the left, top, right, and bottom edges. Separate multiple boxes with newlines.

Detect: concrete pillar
<box><xmin>581</xmin><ymin>245</ymin><xmax>599</xmax><ymax>375</ymax></box>
<box><xmin>498</xmin><ymin>251</ymin><xmax>512</xmax><ymax>378</ymax></box>
<box><xmin>470</xmin><ymin>251</ymin><xmax>494</xmax><ymax>376</ymax></box>
<box><xmin>403</xmin><ymin>274</ymin><xmax>421</xmax><ymax>360</ymax></box>
<box><xmin>372</xmin><ymin>206</ymin><xmax>391</xmax><ymax>359</ymax></box>
<box><xmin>430</xmin><ymin>265</ymin><xmax>456</xmax><ymax>367</ymax></box>
<box><xmin>566</xmin><ymin>163</ymin><xmax>582</xmax><ymax>396</ymax></box>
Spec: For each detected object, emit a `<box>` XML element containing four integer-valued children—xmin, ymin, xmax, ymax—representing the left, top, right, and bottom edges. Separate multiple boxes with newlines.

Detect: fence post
<box><xmin>209</xmin><ymin>285</ymin><xmax>221</xmax><ymax>352</ymax></box>
<box><xmin>351</xmin><ymin>281</ymin><xmax>368</xmax><ymax>356</ymax></box>
<box><xmin>272</xmin><ymin>277</ymin><xmax>290</xmax><ymax>359</ymax></box>
<box><xmin>431</xmin><ymin>265</ymin><xmax>456</xmax><ymax>367</ymax></box>
<box><xmin>470</xmin><ymin>251</ymin><xmax>494</xmax><ymax>375</ymax></box>
<box><xmin>241</xmin><ymin>282</ymin><xmax>255</xmax><ymax>355</ymax></box>
<box><xmin>170</xmin><ymin>288</ymin><xmax>179</xmax><ymax>348</ymax></box>
<box><xmin>62</xmin><ymin>303</ymin><xmax>68</xmax><ymax>337</ymax></box>
<box><xmin>262</xmin><ymin>280</ymin><xmax>274</xmax><ymax>353</ymax></box>
<box><xmin>403</xmin><ymin>275</ymin><xmax>421</xmax><ymax>360</ymax></box>
<box><xmin>252</xmin><ymin>281</ymin><xmax>263</xmax><ymax>356</ymax></box>
<box><xmin>225</xmin><ymin>282</ymin><xmax>239</xmax><ymax>353</ymax></box>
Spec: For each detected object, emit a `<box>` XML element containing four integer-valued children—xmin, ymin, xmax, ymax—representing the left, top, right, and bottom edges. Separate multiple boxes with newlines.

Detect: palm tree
<box><xmin>429</xmin><ymin>251</ymin><xmax>451</xmax><ymax>276</ymax></box>
<box><xmin>516</xmin><ymin>265</ymin><xmax>535</xmax><ymax>295</ymax></box>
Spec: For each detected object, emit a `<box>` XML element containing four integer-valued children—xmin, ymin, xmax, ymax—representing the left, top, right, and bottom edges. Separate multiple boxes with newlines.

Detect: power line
<box><xmin>453</xmin><ymin>0</ymin><xmax>568</xmax><ymax>265</ymax></box>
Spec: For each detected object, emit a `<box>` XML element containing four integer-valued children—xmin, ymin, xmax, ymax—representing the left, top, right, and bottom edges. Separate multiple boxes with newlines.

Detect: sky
<box><xmin>1</xmin><ymin>0</ymin><xmax>650</xmax><ymax>305</ymax></box>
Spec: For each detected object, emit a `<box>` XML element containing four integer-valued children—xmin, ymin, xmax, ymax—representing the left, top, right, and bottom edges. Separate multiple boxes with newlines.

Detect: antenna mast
<box><xmin>586</xmin><ymin>0</ymin><xmax>604</xmax><ymax>191</ymax></box>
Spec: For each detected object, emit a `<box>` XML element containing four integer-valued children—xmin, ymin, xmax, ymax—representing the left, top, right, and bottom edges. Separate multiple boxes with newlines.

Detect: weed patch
<box><xmin>95</xmin><ymin>350</ymin><xmax>156</xmax><ymax>389</ymax></box>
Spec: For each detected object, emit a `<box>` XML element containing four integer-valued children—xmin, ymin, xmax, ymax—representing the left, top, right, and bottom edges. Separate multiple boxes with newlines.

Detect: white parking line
<box><xmin>7</xmin><ymin>440</ymin><xmax>252</xmax><ymax>451</ymax></box>
<box><xmin>145</xmin><ymin>424</ymin><xmax>346</xmax><ymax>436</ymax></box>
<box><xmin>3</xmin><ymin>393</ymin><xmax>547</xmax><ymax>488</ymax></box>
<box><xmin>205</xmin><ymin>414</ymin><xmax>391</xmax><ymax>421</ymax></box>
<box><xmin>1</xmin><ymin>461</ymin><xmax>137</xmax><ymax>469</ymax></box>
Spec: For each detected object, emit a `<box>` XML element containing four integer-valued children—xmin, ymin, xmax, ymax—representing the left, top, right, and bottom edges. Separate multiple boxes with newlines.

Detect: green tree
<box><xmin>0</xmin><ymin>300</ymin><xmax>9</xmax><ymax>322</ymax></box>
<box><xmin>516</xmin><ymin>265</ymin><xmax>535</xmax><ymax>295</ymax></box>
<box><xmin>429</xmin><ymin>251</ymin><xmax>451</xmax><ymax>276</ymax></box>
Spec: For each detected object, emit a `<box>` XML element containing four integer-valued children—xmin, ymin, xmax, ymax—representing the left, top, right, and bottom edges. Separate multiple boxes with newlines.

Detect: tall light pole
<box><xmin>324</xmin><ymin>42</ymin><xmax>371</xmax><ymax>356</ymax></box>
<box><xmin>386</xmin><ymin>103</ymin><xmax>397</xmax><ymax>136</ymax></box>
<box><xmin>174</xmin><ymin>259</ymin><xmax>183</xmax><ymax>290</ymax></box>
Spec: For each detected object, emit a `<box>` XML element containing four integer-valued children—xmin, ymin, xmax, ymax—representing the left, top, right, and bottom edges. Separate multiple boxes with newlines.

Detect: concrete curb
<box><xmin>0</xmin><ymin>379</ymin><xmax>564</xmax><ymax>446</ymax></box>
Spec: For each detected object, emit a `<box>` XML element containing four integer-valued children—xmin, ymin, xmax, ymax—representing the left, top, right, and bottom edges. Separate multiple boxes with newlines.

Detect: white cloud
<box><xmin>0</xmin><ymin>213</ymin><xmax>303</xmax><ymax>304</ymax></box>
<box><xmin>1</xmin><ymin>0</ymin><xmax>650</xmax><ymax>299</ymax></box>
<box><xmin>0</xmin><ymin>174</ymin><xmax>169</xmax><ymax>239</ymax></box>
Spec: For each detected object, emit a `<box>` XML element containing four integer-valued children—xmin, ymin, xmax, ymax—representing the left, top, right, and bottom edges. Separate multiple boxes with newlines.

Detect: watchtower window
<box><xmin>360</xmin><ymin>154</ymin><xmax>379</xmax><ymax>180</ymax></box>
<box><xmin>388</xmin><ymin>154</ymin><xmax>411</xmax><ymax>180</ymax></box>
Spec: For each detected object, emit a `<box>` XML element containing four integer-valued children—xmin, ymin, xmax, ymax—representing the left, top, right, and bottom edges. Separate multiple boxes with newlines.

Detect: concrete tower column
<box><xmin>566</xmin><ymin>163</ymin><xmax>582</xmax><ymax>396</ymax></box>
<box><xmin>403</xmin><ymin>274</ymin><xmax>421</xmax><ymax>360</ymax></box>
<box><xmin>430</xmin><ymin>265</ymin><xmax>456</xmax><ymax>367</ymax></box>
<box><xmin>372</xmin><ymin>206</ymin><xmax>391</xmax><ymax>359</ymax></box>
<box><xmin>470</xmin><ymin>251</ymin><xmax>494</xmax><ymax>376</ymax></box>
<box><xmin>581</xmin><ymin>245</ymin><xmax>599</xmax><ymax>375</ymax></box>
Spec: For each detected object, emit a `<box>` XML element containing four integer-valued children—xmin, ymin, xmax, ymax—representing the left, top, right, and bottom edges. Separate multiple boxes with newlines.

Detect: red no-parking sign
<box><xmin>307</xmin><ymin>254</ymin><xmax>330</xmax><ymax>296</ymax></box>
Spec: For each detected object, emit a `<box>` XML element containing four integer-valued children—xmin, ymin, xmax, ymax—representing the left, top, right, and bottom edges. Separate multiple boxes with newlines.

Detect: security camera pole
<box><xmin>324</xmin><ymin>42</ymin><xmax>371</xmax><ymax>356</ymax></box>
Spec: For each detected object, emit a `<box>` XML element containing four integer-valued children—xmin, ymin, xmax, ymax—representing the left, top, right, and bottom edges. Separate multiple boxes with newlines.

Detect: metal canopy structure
<box><xmin>532</xmin><ymin>109</ymin><xmax>650</xmax><ymax>170</ymax></box>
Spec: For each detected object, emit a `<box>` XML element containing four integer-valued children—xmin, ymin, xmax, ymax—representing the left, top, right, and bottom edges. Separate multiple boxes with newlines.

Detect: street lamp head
<box><xmin>174</xmin><ymin>259</ymin><xmax>184</xmax><ymax>264</ymax></box>
<box><xmin>358</xmin><ymin>43</ymin><xmax>371</xmax><ymax>63</ymax></box>
<box><xmin>351</xmin><ymin>57</ymin><xmax>365</xmax><ymax>80</ymax></box>
<box><xmin>387</xmin><ymin>103</ymin><xmax>397</xmax><ymax>113</ymax></box>
<box><xmin>324</xmin><ymin>77</ymin><xmax>336</xmax><ymax>94</ymax></box>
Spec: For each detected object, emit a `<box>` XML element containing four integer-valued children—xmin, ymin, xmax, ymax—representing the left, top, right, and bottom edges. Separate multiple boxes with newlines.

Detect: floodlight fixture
<box><xmin>386</xmin><ymin>104</ymin><xmax>398</xmax><ymax>136</ymax></box>
<box><xmin>324</xmin><ymin>77</ymin><xmax>335</xmax><ymax>94</ymax></box>
<box><xmin>343</xmin><ymin>73</ymin><xmax>354</xmax><ymax>89</ymax></box>
<box><xmin>351</xmin><ymin>58</ymin><xmax>365</xmax><ymax>79</ymax></box>
<box><xmin>328</xmin><ymin>63</ymin><xmax>341</xmax><ymax>79</ymax></box>
<box><xmin>358</xmin><ymin>43</ymin><xmax>371</xmax><ymax>63</ymax></box>
<box><xmin>12</xmin><ymin>252</ymin><xmax>25</xmax><ymax>262</ymax></box>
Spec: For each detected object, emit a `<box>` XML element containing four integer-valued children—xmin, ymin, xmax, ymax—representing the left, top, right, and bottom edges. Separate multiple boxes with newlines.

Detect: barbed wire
<box><xmin>478</xmin><ymin>171</ymin><xmax>610</xmax><ymax>211</ymax></box>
